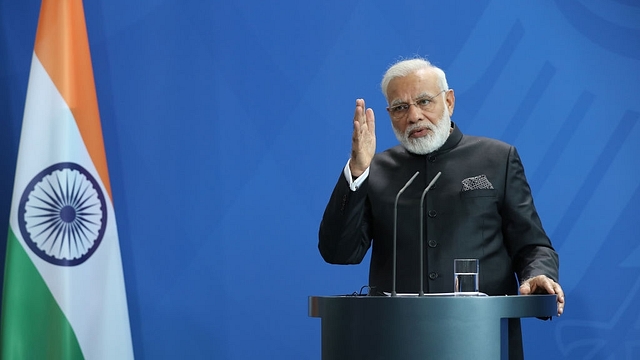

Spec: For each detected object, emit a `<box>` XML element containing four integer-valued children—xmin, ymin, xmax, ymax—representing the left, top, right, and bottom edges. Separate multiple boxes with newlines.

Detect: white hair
<box><xmin>381</xmin><ymin>58</ymin><xmax>449</xmax><ymax>101</ymax></box>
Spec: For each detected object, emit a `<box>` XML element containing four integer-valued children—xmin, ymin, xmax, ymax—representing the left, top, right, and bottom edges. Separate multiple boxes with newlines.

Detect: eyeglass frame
<box><xmin>386</xmin><ymin>89</ymin><xmax>447</xmax><ymax>119</ymax></box>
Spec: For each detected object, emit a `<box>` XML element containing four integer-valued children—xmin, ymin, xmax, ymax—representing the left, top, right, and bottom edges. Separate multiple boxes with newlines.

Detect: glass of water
<box><xmin>454</xmin><ymin>259</ymin><xmax>479</xmax><ymax>295</ymax></box>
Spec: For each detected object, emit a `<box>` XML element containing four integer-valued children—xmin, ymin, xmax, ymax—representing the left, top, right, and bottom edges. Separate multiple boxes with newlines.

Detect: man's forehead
<box><xmin>388</xmin><ymin>69</ymin><xmax>438</xmax><ymax>91</ymax></box>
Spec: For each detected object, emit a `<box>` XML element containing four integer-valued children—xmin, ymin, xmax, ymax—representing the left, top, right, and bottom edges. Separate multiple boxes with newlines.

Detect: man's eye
<box><xmin>393</xmin><ymin>104</ymin><xmax>408</xmax><ymax>112</ymax></box>
<box><xmin>416</xmin><ymin>98</ymin><xmax>431</xmax><ymax>106</ymax></box>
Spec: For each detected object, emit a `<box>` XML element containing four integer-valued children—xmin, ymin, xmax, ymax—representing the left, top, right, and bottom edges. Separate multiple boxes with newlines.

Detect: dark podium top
<box><xmin>309</xmin><ymin>294</ymin><xmax>556</xmax><ymax>360</ymax></box>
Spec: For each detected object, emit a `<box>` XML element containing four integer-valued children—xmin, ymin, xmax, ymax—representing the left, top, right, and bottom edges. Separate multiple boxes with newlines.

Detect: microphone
<box><xmin>392</xmin><ymin>171</ymin><xmax>420</xmax><ymax>297</ymax></box>
<box><xmin>419</xmin><ymin>172</ymin><xmax>442</xmax><ymax>296</ymax></box>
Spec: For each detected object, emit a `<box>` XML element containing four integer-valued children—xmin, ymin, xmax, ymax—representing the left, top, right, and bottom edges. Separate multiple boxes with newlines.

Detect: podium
<box><xmin>308</xmin><ymin>294</ymin><xmax>556</xmax><ymax>360</ymax></box>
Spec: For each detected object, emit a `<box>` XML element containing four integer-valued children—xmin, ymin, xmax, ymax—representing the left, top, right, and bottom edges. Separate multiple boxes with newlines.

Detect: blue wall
<box><xmin>1</xmin><ymin>1</ymin><xmax>639</xmax><ymax>359</ymax></box>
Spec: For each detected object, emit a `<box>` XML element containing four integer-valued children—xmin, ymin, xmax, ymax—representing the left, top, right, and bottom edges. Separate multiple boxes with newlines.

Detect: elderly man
<box><xmin>318</xmin><ymin>57</ymin><xmax>565</xmax><ymax>359</ymax></box>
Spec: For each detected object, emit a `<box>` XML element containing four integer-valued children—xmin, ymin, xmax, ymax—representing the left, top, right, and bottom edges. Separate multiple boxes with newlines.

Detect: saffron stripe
<box><xmin>33</xmin><ymin>0</ymin><xmax>112</xmax><ymax>200</ymax></box>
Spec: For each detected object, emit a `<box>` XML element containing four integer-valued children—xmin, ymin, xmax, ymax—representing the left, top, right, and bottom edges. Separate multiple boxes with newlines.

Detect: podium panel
<box><xmin>309</xmin><ymin>295</ymin><xmax>556</xmax><ymax>360</ymax></box>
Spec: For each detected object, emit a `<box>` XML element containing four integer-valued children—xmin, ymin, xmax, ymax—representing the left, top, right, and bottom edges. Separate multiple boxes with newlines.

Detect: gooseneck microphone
<box><xmin>392</xmin><ymin>171</ymin><xmax>420</xmax><ymax>297</ymax></box>
<box><xmin>419</xmin><ymin>172</ymin><xmax>442</xmax><ymax>296</ymax></box>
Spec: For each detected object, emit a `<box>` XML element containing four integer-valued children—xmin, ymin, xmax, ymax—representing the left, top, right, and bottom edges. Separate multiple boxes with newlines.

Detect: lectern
<box><xmin>309</xmin><ymin>294</ymin><xmax>556</xmax><ymax>360</ymax></box>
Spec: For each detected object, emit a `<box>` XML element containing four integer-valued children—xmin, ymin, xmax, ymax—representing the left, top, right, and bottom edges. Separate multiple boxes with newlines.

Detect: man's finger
<box><xmin>519</xmin><ymin>282</ymin><xmax>531</xmax><ymax>295</ymax></box>
<box><xmin>366</xmin><ymin>107</ymin><xmax>375</xmax><ymax>125</ymax></box>
<box><xmin>354</xmin><ymin>99</ymin><xmax>366</xmax><ymax>125</ymax></box>
<box><xmin>555</xmin><ymin>283</ymin><xmax>565</xmax><ymax>316</ymax></box>
<box><xmin>546</xmin><ymin>280</ymin><xmax>555</xmax><ymax>294</ymax></box>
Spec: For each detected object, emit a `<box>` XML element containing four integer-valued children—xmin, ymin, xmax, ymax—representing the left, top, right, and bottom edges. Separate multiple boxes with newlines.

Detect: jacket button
<box><xmin>429</xmin><ymin>272</ymin><xmax>438</xmax><ymax>280</ymax></box>
<box><xmin>428</xmin><ymin>155</ymin><xmax>437</xmax><ymax>162</ymax></box>
<box><xmin>428</xmin><ymin>240</ymin><xmax>438</xmax><ymax>248</ymax></box>
<box><xmin>428</xmin><ymin>210</ymin><xmax>437</xmax><ymax>218</ymax></box>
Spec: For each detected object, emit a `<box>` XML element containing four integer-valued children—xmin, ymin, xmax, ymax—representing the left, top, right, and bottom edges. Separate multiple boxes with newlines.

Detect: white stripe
<box><xmin>9</xmin><ymin>54</ymin><xmax>134</xmax><ymax>360</ymax></box>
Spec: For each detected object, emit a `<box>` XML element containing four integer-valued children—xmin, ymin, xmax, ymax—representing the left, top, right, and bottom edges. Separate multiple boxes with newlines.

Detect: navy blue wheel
<box><xmin>18</xmin><ymin>162</ymin><xmax>107</xmax><ymax>266</ymax></box>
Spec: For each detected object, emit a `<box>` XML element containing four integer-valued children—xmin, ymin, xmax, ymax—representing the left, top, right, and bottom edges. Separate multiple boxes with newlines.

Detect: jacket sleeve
<box><xmin>318</xmin><ymin>172</ymin><xmax>373</xmax><ymax>264</ymax></box>
<box><xmin>501</xmin><ymin>146</ymin><xmax>560</xmax><ymax>282</ymax></box>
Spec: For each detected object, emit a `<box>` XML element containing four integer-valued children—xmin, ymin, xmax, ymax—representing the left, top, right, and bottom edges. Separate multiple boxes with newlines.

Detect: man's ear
<box><xmin>446</xmin><ymin>89</ymin><xmax>455</xmax><ymax>116</ymax></box>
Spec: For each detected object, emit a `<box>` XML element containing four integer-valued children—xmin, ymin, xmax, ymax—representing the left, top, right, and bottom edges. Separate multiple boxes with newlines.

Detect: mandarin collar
<box><xmin>435</xmin><ymin>121</ymin><xmax>463</xmax><ymax>154</ymax></box>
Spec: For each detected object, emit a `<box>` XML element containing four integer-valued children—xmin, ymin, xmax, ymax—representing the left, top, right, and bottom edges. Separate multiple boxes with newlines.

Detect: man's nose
<box><xmin>406</xmin><ymin>103</ymin><xmax>422</xmax><ymax>123</ymax></box>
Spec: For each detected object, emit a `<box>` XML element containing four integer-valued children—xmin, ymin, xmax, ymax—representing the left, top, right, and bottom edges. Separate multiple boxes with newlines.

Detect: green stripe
<box><xmin>0</xmin><ymin>227</ymin><xmax>84</xmax><ymax>360</ymax></box>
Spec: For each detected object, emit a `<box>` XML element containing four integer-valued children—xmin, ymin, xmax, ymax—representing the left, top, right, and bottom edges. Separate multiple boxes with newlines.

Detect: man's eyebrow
<box><xmin>414</xmin><ymin>92</ymin><xmax>432</xmax><ymax>99</ymax></box>
<box><xmin>389</xmin><ymin>92</ymin><xmax>431</xmax><ymax>106</ymax></box>
<box><xmin>389</xmin><ymin>99</ymin><xmax>406</xmax><ymax>106</ymax></box>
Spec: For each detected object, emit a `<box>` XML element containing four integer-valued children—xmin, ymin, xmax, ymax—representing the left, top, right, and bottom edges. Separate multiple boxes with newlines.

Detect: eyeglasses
<box><xmin>386</xmin><ymin>90</ymin><xmax>446</xmax><ymax>119</ymax></box>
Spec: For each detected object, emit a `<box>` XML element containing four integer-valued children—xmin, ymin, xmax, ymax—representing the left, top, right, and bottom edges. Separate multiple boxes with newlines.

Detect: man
<box><xmin>318</xmin><ymin>58</ymin><xmax>565</xmax><ymax>359</ymax></box>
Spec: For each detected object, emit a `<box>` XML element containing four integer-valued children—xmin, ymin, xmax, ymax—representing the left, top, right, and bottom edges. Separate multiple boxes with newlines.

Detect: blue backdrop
<box><xmin>1</xmin><ymin>1</ymin><xmax>639</xmax><ymax>359</ymax></box>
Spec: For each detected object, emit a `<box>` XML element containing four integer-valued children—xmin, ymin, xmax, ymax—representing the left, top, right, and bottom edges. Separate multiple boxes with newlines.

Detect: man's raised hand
<box><xmin>349</xmin><ymin>99</ymin><xmax>376</xmax><ymax>178</ymax></box>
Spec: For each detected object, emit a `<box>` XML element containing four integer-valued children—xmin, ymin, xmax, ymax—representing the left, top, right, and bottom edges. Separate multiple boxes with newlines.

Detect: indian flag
<box><xmin>0</xmin><ymin>0</ymin><xmax>134</xmax><ymax>359</ymax></box>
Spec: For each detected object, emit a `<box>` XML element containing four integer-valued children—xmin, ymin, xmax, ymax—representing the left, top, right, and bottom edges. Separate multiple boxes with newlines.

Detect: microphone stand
<box><xmin>391</xmin><ymin>171</ymin><xmax>419</xmax><ymax>297</ymax></box>
<box><xmin>419</xmin><ymin>172</ymin><xmax>442</xmax><ymax>296</ymax></box>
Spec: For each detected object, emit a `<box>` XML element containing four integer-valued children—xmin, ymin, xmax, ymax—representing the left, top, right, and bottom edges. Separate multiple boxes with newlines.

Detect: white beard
<box><xmin>393</xmin><ymin>108</ymin><xmax>452</xmax><ymax>155</ymax></box>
